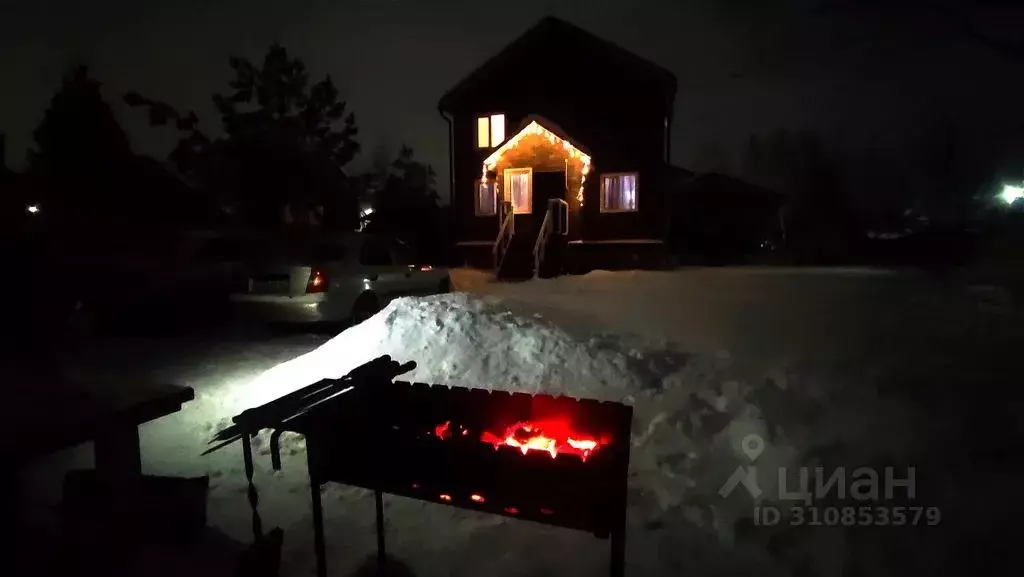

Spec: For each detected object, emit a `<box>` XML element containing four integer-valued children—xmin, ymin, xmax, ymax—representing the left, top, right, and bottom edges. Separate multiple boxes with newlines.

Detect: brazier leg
<box><xmin>610</xmin><ymin>528</ymin><xmax>626</xmax><ymax>577</ymax></box>
<box><xmin>374</xmin><ymin>490</ymin><xmax>386</xmax><ymax>563</ymax></box>
<box><xmin>310</xmin><ymin>477</ymin><xmax>327</xmax><ymax>577</ymax></box>
<box><xmin>242</xmin><ymin>435</ymin><xmax>264</xmax><ymax>538</ymax></box>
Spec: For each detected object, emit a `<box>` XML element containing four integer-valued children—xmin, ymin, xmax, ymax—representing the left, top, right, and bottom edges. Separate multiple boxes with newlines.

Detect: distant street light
<box><xmin>26</xmin><ymin>204</ymin><xmax>40</xmax><ymax>215</ymax></box>
<box><xmin>999</xmin><ymin>184</ymin><xmax>1023</xmax><ymax>205</ymax></box>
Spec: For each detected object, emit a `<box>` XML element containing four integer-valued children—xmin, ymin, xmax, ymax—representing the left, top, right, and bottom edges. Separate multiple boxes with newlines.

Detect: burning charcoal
<box><xmin>434</xmin><ymin>421</ymin><xmax>453</xmax><ymax>440</ymax></box>
<box><xmin>512</xmin><ymin>424</ymin><xmax>539</xmax><ymax>442</ymax></box>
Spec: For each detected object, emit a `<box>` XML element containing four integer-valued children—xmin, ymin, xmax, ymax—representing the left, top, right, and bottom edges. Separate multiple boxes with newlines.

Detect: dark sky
<box><xmin>2</xmin><ymin>0</ymin><xmax>1023</xmax><ymax>206</ymax></box>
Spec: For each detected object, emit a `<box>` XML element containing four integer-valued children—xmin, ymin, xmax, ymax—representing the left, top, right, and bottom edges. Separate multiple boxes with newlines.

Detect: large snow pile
<box><xmin>189</xmin><ymin>275</ymin><xmax>1002</xmax><ymax>577</ymax></box>
<box><xmin>194</xmin><ymin>292</ymin><xmax>832</xmax><ymax>576</ymax></box>
<box><xmin>243</xmin><ymin>292</ymin><xmax>643</xmax><ymax>405</ymax></box>
<box><xmin>26</xmin><ymin>269</ymin><xmax>1013</xmax><ymax>576</ymax></box>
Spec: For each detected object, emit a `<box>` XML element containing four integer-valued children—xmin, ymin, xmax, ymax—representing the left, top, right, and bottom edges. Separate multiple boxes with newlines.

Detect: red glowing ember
<box><xmin>435</xmin><ymin>421</ymin><xmax>450</xmax><ymax>438</ymax></box>
<box><xmin>434</xmin><ymin>421</ymin><xmax>470</xmax><ymax>440</ymax></box>
<box><xmin>432</xmin><ymin>418</ymin><xmax>604</xmax><ymax>461</ymax></box>
<box><xmin>480</xmin><ymin>420</ymin><xmax>601</xmax><ymax>461</ymax></box>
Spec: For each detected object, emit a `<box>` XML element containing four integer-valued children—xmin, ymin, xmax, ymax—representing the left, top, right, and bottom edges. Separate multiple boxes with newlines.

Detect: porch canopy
<box><xmin>481</xmin><ymin>115</ymin><xmax>593</xmax><ymax>204</ymax></box>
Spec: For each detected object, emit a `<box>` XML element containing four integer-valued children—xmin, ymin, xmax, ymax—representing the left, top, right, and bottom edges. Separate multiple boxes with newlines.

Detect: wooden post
<box><xmin>94</xmin><ymin>423</ymin><xmax>142</xmax><ymax>480</ymax></box>
<box><xmin>375</xmin><ymin>490</ymin><xmax>386</xmax><ymax>564</ymax></box>
<box><xmin>308</xmin><ymin>472</ymin><xmax>327</xmax><ymax>577</ymax></box>
<box><xmin>303</xmin><ymin>435</ymin><xmax>328</xmax><ymax>577</ymax></box>
<box><xmin>610</xmin><ymin>526</ymin><xmax>626</xmax><ymax>577</ymax></box>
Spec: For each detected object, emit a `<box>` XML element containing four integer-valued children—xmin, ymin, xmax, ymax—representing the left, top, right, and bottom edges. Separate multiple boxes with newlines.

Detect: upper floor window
<box><xmin>600</xmin><ymin>173</ymin><xmax>639</xmax><ymax>213</ymax></box>
<box><xmin>477</xmin><ymin>114</ymin><xmax>506</xmax><ymax>148</ymax></box>
<box><xmin>504</xmin><ymin>167</ymin><xmax>532</xmax><ymax>214</ymax></box>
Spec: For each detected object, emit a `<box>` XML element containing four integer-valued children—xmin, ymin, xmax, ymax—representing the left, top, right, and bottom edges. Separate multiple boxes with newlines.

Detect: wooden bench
<box><xmin>8</xmin><ymin>374</ymin><xmax>206</xmax><ymax>539</ymax></box>
<box><xmin>7</xmin><ymin>374</ymin><xmax>195</xmax><ymax>474</ymax></box>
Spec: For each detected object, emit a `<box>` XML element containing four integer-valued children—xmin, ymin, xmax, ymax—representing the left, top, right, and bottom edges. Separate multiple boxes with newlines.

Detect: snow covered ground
<box><xmin>16</xmin><ymin>267</ymin><xmax>1023</xmax><ymax>576</ymax></box>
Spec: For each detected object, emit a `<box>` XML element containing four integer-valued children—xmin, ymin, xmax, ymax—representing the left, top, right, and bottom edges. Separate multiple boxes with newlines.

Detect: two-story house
<box><xmin>439</xmin><ymin>17</ymin><xmax>690</xmax><ymax>278</ymax></box>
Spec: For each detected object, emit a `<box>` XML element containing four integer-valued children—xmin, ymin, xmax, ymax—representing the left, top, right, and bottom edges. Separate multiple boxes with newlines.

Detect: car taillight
<box><xmin>306</xmin><ymin>268</ymin><xmax>327</xmax><ymax>293</ymax></box>
<box><xmin>408</xmin><ymin>265</ymin><xmax>433</xmax><ymax>272</ymax></box>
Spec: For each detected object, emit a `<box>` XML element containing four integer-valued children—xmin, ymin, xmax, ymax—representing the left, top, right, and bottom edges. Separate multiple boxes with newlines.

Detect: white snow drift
<box><xmin>28</xmin><ymin>268</ymin><xmax>1009</xmax><ymax>577</ymax></box>
<box><xmin>193</xmin><ymin>292</ymin><xmax>813</xmax><ymax>577</ymax></box>
<box><xmin>245</xmin><ymin>292</ymin><xmax>643</xmax><ymax>404</ymax></box>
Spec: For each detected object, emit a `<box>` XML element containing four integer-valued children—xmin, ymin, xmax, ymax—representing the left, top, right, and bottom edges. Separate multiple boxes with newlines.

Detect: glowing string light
<box><xmin>481</xmin><ymin>121</ymin><xmax>592</xmax><ymax>207</ymax></box>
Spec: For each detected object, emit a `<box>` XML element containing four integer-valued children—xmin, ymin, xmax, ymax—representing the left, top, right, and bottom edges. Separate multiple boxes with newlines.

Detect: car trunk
<box><xmin>237</xmin><ymin>239</ymin><xmax>345</xmax><ymax>297</ymax></box>
<box><xmin>246</xmin><ymin>265</ymin><xmax>313</xmax><ymax>297</ymax></box>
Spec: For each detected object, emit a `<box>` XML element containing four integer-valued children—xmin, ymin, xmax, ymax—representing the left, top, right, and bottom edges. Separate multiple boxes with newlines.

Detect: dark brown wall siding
<box><xmin>581</xmin><ymin>163</ymin><xmax>668</xmax><ymax>241</ymax></box>
<box><xmin>450</xmin><ymin>47</ymin><xmax>672</xmax><ymax>244</ymax></box>
<box><xmin>454</xmin><ymin>113</ymin><xmax>500</xmax><ymax>242</ymax></box>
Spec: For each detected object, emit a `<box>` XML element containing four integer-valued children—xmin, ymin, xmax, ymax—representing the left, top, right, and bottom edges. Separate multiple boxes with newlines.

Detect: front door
<box><xmin>532</xmin><ymin>170</ymin><xmax>567</xmax><ymax>233</ymax></box>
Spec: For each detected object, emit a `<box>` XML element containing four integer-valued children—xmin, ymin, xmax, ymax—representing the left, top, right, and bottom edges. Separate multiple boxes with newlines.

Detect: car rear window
<box><xmin>390</xmin><ymin>240</ymin><xmax>414</xmax><ymax>265</ymax></box>
<box><xmin>303</xmin><ymin>243</ymin><xmax>348</xmax><ymax>261</ymax></box>
<box><xmin>359</xmin><ymin>239</ymin><xmax>391</xmax><ymax>266</ymax></box>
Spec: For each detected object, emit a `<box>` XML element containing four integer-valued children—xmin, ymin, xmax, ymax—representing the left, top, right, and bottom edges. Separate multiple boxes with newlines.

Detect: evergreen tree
<box><xmin>29</xmin><ymin>65</ymin><xmax>133</xmax><ymax>221</ymax></box>
<box><xmin>126</xmin><ymin>44</ymin><xmax>361</xmax><ymax>230</ymax></box>
<box><xmin>364</xmin><ymin>145</ymin><xmax>450</xmax><ymax>263</ymax></box>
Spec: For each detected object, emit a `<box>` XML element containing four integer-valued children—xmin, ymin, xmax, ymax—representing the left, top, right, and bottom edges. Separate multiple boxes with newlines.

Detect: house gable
<box><xmin>438</xmin><ymin>17</ymin><xmax>677</xmax><ymax>116</ymax></box>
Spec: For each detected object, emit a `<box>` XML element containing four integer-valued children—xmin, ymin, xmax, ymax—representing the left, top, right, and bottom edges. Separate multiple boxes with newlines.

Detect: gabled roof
<box><xmin>439</xmin><ymin>17</ymin><xmax>677</xmax><ymax>113</ymax></box>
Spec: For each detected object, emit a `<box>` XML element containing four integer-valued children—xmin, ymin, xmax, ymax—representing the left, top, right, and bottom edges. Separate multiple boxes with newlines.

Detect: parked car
<box><xmin>227</xmin><ymin>232</ymin><xmax>451</xmax><ymax>324</ymax></box>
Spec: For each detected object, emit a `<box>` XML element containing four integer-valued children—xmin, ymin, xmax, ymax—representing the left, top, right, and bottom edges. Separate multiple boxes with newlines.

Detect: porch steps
<box><xmin>536</xmin><ymin>235</ymin><xmax>568</xmax><ymax>279</ymax></box>
<box><xmin>496</xmin><ymin>238</ymin><xmax>534</xmax><ymax>281</ymax></box>
<box><xmin>495</xmin><ymin>235</ymin><xmax>568</xmax><ymax>281</ymax></box>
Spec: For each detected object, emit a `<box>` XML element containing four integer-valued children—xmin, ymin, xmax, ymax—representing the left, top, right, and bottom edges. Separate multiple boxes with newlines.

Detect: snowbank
<box><xmin>195</xmin><ymin>292</ymin><xmax>820</xmax><ymax>576</ymax></box>
<box><xmin>244</xmin><ymin>292</ymin><xmax>642</xmax><ymax>405</ymax></box>
<box><xmin>29</xmin><ymin>268</ymin><xmax>1012</xmax><ymax>576</ymax></box>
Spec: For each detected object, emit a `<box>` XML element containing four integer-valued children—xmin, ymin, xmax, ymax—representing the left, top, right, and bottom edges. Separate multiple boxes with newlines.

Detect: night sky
<box><xmin>2</xmin><ymin>0</ymin><xmax>1023</xmax><ymax>207</ymax></box>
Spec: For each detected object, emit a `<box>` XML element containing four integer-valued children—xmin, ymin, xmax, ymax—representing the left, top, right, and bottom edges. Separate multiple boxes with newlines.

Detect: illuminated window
<box><xmin>475</xmin><ymin>180</ymin><xmax>496</xmax><ymax>216</ymax></box>
<box><xmin>490</xmin><ymin>114</ymin><xmax>505</xmax><ymax>146</ymax></box>
<box><xmin>600</xmin><ymin>173</ymin><xmax>639</xmax><ymax>213</ymax></box>
<box><xmin>503</xmin><ymin>167</ymin><xmax>532</xmax><ymax>214</ymax></box>
<box><xmin>477</xmin><ymin>117</ymin><xmax>490</xmax><ymax>148</ymax></box>
<box><xmin>476</xmin><ymin>113</ymin><xmax>506</xmax><ymax>148</ymax></box>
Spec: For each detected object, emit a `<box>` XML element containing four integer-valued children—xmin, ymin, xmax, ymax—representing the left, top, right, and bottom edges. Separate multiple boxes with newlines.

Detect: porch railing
<box><xmin>533</xmin><ymin>199</ymin><xmax>568</xmax><ymax>279</ymax></box>
<box><xmin>492</xmin><ymin>200</ymin><xmax>515</xmax><ymax>274</ymax></box>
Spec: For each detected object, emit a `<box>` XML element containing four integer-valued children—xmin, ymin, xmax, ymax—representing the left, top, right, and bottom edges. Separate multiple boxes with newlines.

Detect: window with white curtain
<box><xmin>475</xmin><ymin>180</ymin><xmax>496</xmax><ymax>216</ymax></box>
<box><xmin>503</xmin><ymin>167</ymin><xmax>532</xmax><ymax>214</ymax></box>
<box><xmin>600</xmin><ymin>173</ymin><xmax>639</xmax><ymax>212</ymax></box>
